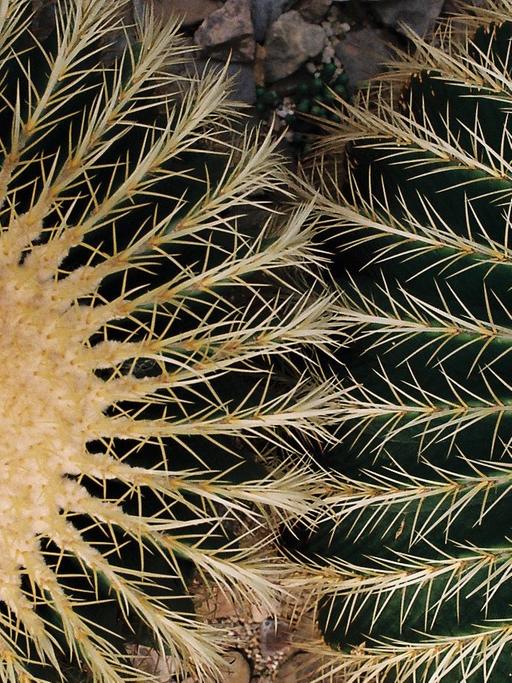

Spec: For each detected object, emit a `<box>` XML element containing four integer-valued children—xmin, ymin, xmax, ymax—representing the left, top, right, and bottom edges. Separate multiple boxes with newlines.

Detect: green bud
<box><xmin>321</xmin><ymin>63</ymin><xmax>337</xmax><ymax>81</ymax></box>
<box><xmin>296</xmin><ymin>98</ymin><xmax>311</xmax><ymax>113</ymax></box>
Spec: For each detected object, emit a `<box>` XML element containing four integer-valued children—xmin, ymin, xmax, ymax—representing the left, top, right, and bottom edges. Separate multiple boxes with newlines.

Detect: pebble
<box><xmin>371</xmin><ymin>0</ymin><xmax>445</xmax><ymax>37</ymax></box>
<box><xmin>264</xmin><ymin>11</ymin><xmax>326</xmax><ymax>82</ymax></box>
<box><xmin>194</xmin><ymin>0</ymin><xmax>255</xmax><ymax>63</ymax></box>
<box><xmin>225</xmin><ymin>651</ymin><xmax>251</xmax><ymax>683</ymax></box>
<box><xmin>251</xmin><ymin>0</ymin><xmax>292</xmax><ymax>43</ymax></box>
<box><xmin>335</xmin><ymin>26</ymin><xmax>397</xmax><ymax>88</ymax></box>
<box><xmin>322</xmin><ymin>45</ymin><xmax>335</xmax><ymax>63</ymax></box>
<box><xmin>223</xmin><ymin>62</ymin><xmax>257</xmax><ymax>104</ymax></box>
<box><xmin>295</xmin><ymin>0</ymin><xmax>333</xmax><ymax>23</ymax></box>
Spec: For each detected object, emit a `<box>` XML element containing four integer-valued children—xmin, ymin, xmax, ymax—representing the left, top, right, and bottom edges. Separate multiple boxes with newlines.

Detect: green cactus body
<box><xmin>287</xmin><ymin>2</ymin><xmax>512</xmax><ymax>681</ymax></box>
<box><xmin>0</xmin><ymin>1</ymin><xmax>339</xmax><ymax>680</ymax></box>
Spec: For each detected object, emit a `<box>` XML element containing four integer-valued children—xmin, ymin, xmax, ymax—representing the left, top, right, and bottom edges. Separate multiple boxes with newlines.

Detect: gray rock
<box><xmin>224</xmin><ymin>62</ymin><xmax>257</xmax><ymax>103</ymax></box>
<box><xmin>265</xmin><ymin>11</ymin><xmax>326</xmax><ymax>82</ymax></box>
<box><xmin>371</xmin><ymin>0</ymin><xmax>445</xmax><ymax>37</ymax></box>
<box><xmin>191</xmin><ymin>61</ymin><xmax>256</xmax><ymax>104</ymax></box>
<box><xmin>335</xmin><ymin>27</ymin><xmax>397</xmax><ymax>88</ymax></box>
<box><xmin>295</xmin><ymin>0</ymin><xmax>333</xmax><ymax>22</ymax></box>
<box><xmin>251</xmin><ymin>0</ymin><xmax>292</xmax><ymax>42</ymax></box>
<box><xmin>224</xmin><ymin>651</ymin><xmax>251</xmax><ymax>683</ymax></box>
<box><xmin>195</xmin><ymin>0</ymin><xmax>255</xmax><ymax>63</ymax></box>
<box><xmin>163</xmin><ymin>37</ymin><xmax>256</xmax><ymax>104</ymax></box>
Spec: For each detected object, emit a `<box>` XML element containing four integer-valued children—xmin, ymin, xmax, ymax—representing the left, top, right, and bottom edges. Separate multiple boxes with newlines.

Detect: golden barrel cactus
<box><xmin>0</xmin><ymin>1</ymin><xmax>339</xmax><ymax>680</ymax></box>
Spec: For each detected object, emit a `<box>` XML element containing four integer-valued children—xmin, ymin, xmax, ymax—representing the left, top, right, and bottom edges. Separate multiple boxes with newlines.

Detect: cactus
<box><xmin>0</xmin><ymin>1</ymin><xmax>340</xmax><ymax>681</ymax></box>
<box><xmin>284</xmin><ymin>2</ymin><xmax>512</xmax><ymax>681</ymax></box>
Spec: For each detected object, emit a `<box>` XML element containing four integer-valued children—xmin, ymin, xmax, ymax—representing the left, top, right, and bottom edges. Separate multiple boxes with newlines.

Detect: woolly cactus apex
<box><xmin>0</xmin><ymin>1</ymin><xmax>341</xmax><ymax>680</ymax></box>
<box><xmin>284</xmin><ymin>1</ymin><xmax>512</xmax><ymax>682</ymax></box>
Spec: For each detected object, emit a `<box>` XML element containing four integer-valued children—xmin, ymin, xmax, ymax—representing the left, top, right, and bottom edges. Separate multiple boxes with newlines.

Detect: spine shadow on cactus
<box><xmin>283</xmin><ymin>3</ymin><xmax>512</xmax><ymax>682</ymax></box>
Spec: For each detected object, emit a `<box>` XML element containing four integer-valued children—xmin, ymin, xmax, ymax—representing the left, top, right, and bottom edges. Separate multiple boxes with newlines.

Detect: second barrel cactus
<box><xmin>288</xmin><ymin>1</ymin><xmax>512</xmax><ymax>681</ymax></box>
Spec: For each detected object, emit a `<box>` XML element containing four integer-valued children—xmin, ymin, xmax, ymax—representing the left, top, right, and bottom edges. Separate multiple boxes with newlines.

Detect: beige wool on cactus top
<box><xmin>0</xmin><ymin>0</ymin><xmax>340</xmax><ymax>681</ymax></box>
<box><xmin>0</xmin><ymin>257</ymin><xmax>101</xmax><ymax>555</ymax></box>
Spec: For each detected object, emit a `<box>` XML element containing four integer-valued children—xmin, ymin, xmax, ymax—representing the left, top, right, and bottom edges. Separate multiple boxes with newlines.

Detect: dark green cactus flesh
<box><xmin>287</xmin><ymin>7</ymin><xmax>512</xmax><ymax>682</ymax></box>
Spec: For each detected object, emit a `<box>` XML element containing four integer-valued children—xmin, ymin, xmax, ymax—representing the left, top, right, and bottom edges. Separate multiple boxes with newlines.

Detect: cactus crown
<box><xmin>0</xmin><ymin>1</ymin><xmax>340</xmax><ymax>680</ymax></box>
<box><xmin>287</xmin><ymin>1</ymin><xmax>512</xmax><ymax>681</ymax></box>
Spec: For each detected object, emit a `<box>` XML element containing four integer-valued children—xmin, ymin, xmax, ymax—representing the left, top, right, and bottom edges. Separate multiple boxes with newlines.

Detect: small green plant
<box><xmin>0</xmin><ymin>1</ymin><xmax>340</xmax><ymax>680</ymax></box>
<box><xmin>292</xmin><ymin>64</ymin><xmax>347</xmax><ymax>120</ymax></box>
<box><xmin>255</xmin><ymin>63</ymin><xmax>348</xmax><ymax>152</ymax></box>
<box><xmin>284</xmin><ymin>1</ymin><xmax>512</xmax><ymax>681</ymax></box>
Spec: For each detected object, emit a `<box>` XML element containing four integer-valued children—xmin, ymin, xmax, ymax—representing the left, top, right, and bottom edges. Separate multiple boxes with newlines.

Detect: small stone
<box><xmin>322</xmin><ymin>45</ymin><xmax>335</xmax><ymax>63</ymax></box>
<box><xmin>265</xmin><ymin>11</ymin><xmax>326</xmax><ymax>82</ymax></box>
<box><xmin>224</xmin><ymin>651</ymin><xmax>251</xmax><ymax>683</ymax></box>
<box><xmin>250</xmin><ymin>0</ymin><xmax>292</xmax><ymax>43</ymax></box>
<box><xmin>162</xmin><ymin>38</ymin><xmax>256</xmax><ymax>104</ymax></box>
<box><xmin>195</xmin><ymin>0</ymin><xmax>255</xmax><ymax>63</ymax></box>
<box><xmin>225</xmin><ymin>63</ymin><xmax>257</xmax><ymax>103</ymax></box>
<box><xmin>335</xmin><ymin>27</ymin><xmax>397</xmax><ymax>89</ymax></box>
<box><xmin>296</xmin><ymin>0</ymin><xmax>333</xmax><ymax>23</ymax></box>
<box><xmin>142</xmin><ymin>0</ymin><xmax>222</xmax><ymax>27</ymax></box>
<box><xmin>371</xmin><ymin>0</ymin><xmax>445</xmax><ymax>37</ymax></box>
